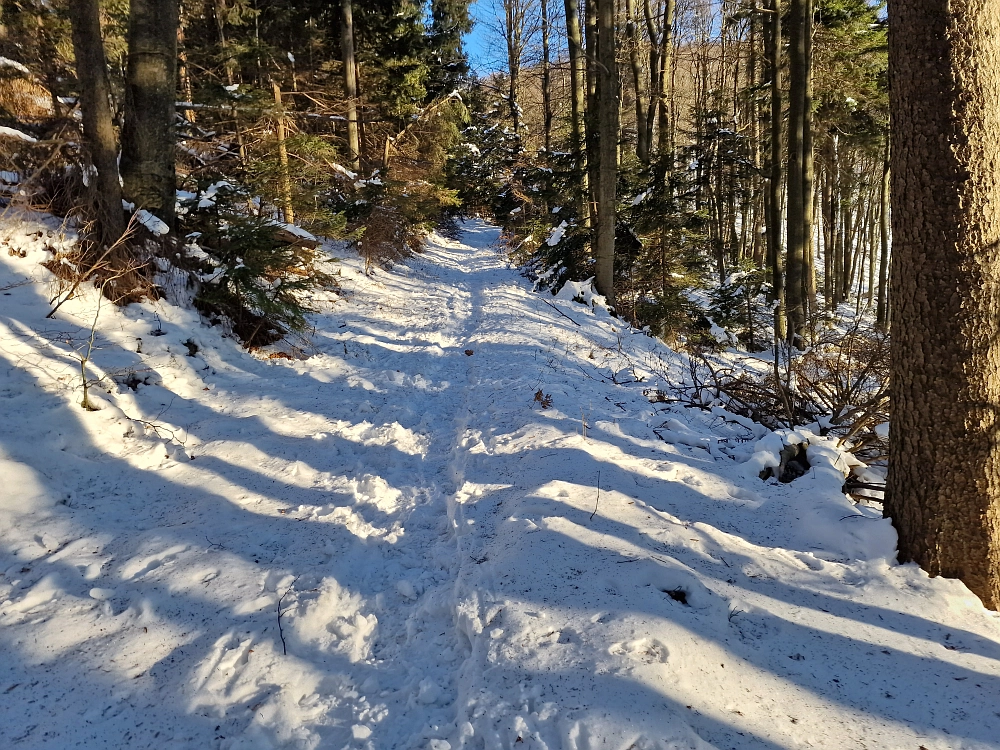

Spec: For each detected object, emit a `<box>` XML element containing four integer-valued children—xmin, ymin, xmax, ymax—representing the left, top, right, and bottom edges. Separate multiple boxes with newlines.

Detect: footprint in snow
<box><xmin>193</xmin><ymin>569</ymin><xmax>220</xmax><ymax>584</ymax></box>
<box><xmin>727</xmin><ymin>485</ymin><xmax>764</xmax><ymax>508</ymax></box>
<box><xmin>792</xmin><ymin>552</ymin><xmax>825</xmax><ymax>571</ymax></box>
<box><xmin>396</xmin><ymin>578</ymin><xmax>423</xmax><ymax>600</ymax></box>
<box><xmin>609</xmin><ymin>637</ymin><xmax>670</xmax><ymax>664</ymax></box>
<box><xmin>119</xmin><ymin>543</ymin><xmax>189</xmax><ymax>580</ymax></box>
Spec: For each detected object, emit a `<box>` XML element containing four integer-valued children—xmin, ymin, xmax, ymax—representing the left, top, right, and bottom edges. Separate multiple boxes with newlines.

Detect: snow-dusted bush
<box><xmin>177</xmin><ymin>183</ymin><xmax>334</xmax><ymax>348</ymax></box>
<box><xmin>707</xmin><ymin>262</ymin><xmax>773</xmax><ymax>351</ymax></box>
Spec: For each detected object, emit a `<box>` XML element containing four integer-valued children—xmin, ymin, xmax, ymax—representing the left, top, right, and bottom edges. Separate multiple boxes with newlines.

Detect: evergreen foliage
<box><xmin>177</xmin><ymin>182</ymin><xmax>334</xmax><ymax>348</ymax></box>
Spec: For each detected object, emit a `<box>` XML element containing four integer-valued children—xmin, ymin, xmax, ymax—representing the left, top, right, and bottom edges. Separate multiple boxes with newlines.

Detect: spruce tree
<box><xmin>887</xmin><ymin>0</ymin><xmax>1000</xmax><ymax>610</ymax></box>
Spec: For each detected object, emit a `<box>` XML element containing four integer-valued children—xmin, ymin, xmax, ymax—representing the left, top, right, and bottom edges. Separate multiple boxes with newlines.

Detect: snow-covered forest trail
<box><xmin>2</xmin><ymin>216</ymin><xmax>1000</xmax><ymax>750</ymax></box>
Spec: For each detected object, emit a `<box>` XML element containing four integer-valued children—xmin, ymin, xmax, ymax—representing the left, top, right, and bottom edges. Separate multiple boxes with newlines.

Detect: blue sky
<box><xmin>462</xmin><ymin>1</ymin><xmax>497</xmax><ymax>75</ymax></box>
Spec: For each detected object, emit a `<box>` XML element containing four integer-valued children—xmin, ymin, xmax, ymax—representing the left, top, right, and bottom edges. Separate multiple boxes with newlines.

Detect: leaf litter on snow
<box><xmin>0</xmin><ymin>208</ymin><xmax>999</xmax><ymax>749</ymax></box>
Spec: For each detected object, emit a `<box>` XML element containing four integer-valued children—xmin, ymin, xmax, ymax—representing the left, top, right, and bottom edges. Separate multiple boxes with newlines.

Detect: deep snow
<box><xmin>1</xmin><ymin>212</ymin><xmax>999</xmax><ymax>750</ymax></box>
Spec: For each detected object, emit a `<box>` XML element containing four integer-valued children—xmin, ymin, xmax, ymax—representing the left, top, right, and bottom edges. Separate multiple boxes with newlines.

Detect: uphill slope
<box><xmin>0</xmin><ymin>215</ymin><xmax>999</xmax><ymax>750</ymax></box>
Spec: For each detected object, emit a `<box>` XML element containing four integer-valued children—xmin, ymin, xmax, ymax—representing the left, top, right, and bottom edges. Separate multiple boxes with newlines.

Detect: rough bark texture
<box><xmin>584</xmin><ymin>0</ymin><xmax>599</xmax><ymax>229</ymax></box>
<box><xmin>801</xmin><ymin>5</ymin><xmax>815</xmax><ymax>323</ymax></box>
<box><xmin>655</xmin><ymin>0</ymin><xmax>676</xmax><ymax>159</ymax></box>
<box><xmin>272</xmin><ymin>82</ymin><xmax>294</xmax><ymax>224</ymax></box>
<box><xmin>214</xmin><ymin>0</ymin><xmax>234</xmax><ymax>86</ymax></box>
<box><xmin>540</xmin><ymin>0</ymin><xmax>552</xmax><ymax>154</ymax></box>
<box><xmin>563</xmin><ymin>0</ymin><xmax>588</xmax><ymax>216</ymax></box>
<box><xmin>120</xmin><ymin>0</ymin><xmax>179</xmax><ymax>229</ymax></box>
<box><xmin>68</xmin><ymin>0</ymin><xmax>125</xmax><ymax>248</ymax></box>
<box><xmin>784</xmin><ymin>0</ymin><xmax>810</xmax><ymax>344</ymax></box>
<box><xmin>640</xmin><ymin>0</ymin><xmax>659</xmax><ymax>155</ymax></box>
<box><xmin>593</xmin><ymin>0</ymin><xmax>617</xmax><ymax>305</ymax></box>
<box><xmin>503</xmin><ymin>0</ymin><xmax>524</xmax><ymax>138</ymax></box>
<box><xmin>625</xmin><ymin>0</ymin><xmax>648</xmax><ymax>163</ymax></box>
<box><xmin>178</xmin><ymin>14</ymin><xmax>196</xmax><ymax>125</ymax></box>
<box><xmin>886</xmin><ymin>0</ymin><xmax>1000</xmax><ymax>610</ymax></box>
<box><xmin>875</xmin><ymin>141</ymin><xmax>890</xmax><ymax>329</ymax></box>
<box><xmin>764</xmin><ymin>0</ymin><xmax>785</xmax><ymax>340</ymax></box>
<box><xmin>341</xmin><ymin>0</ymin><xmax>361</xmax><ymax>171</ymax></box>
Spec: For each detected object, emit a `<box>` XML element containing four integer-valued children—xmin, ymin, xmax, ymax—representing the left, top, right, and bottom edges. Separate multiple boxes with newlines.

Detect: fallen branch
<box><xmin>541</xmin><ymin>297</ymin><xmax>582</xmax><ymax>326</ymax></box>
<box><xmin>590</xmin><ymin>470</ymin><xmax>601</xmax><ymax>520</ymax></box>
<box><xmin>842</xmin><ymin>480</ymin><xmax>885</xmax><ymax>494</ymax></box>
<box><xmin>276</xmin><ymin>577</ymin><xmax>300</xmax><ymax>656</ymax></box>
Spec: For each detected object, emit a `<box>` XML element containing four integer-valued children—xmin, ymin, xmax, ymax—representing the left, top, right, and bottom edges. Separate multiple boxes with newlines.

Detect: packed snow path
<box><xmin>2</xmin><ymin>216</ymin><xmax>1000</xmax><ymax>749</ymax></box>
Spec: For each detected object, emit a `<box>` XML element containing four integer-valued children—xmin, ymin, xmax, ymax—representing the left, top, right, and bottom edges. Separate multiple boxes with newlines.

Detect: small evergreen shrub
<box><xmin>177</xmin><ymin>182</ymin><xmax>334</xmax><ymax>348</ymax></box>
<box><xmin>708</xmin><ymin>262</ymin><xmax>772</xmax><ymax>351</ymax></box>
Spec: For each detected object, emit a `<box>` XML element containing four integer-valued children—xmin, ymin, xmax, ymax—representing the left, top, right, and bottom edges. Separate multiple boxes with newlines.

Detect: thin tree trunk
<box><xmin>541</xmin><ymin>0</ymin><xmax>553</xmax><ymax>153</ymax></box>
<box><xmin>886</xmin><ymin>0</ymin><xmax>1000</xmax><ymax>610</ymax></box>
<box><xmin>341</xmin><ymin>0</ymin><xmax>361</xmax><ymax>171</ymax></box>
<box><xmin>802</xmin><ymin>7</ymin><xmax>816</xmax><ymax>328</ymax></box>
<box><xmin>625</xmin><ymin>0</ymin><xmax>649</xmax><ymax>163</ymax></box>
<box><xmin>505</xmin><ymin>0</ymin><xmax>523</xmax><ymax>138</ymax></box>
<box><xmin>564</xmin><ymin>0</ymin><xmax>589</xmax><ymax>216</ymax></box>
<box><xmin>36</xmin><ymin>14</ymin><xmax>63</xmax><ymax>117</ymax></box>
<box><xmin>833</xmin><ymin>143</ymin><xmax>846</xmax><ymax>304</ymax></box>
<box><xmin>749</xmin><ymin>2</ymin><xmax>764</xmax><ymax>266</ymax></box>
<box><xmin>805</xmin><ymin>171</ymin><xmax>817</xmax><ymax>326</ymax></box>
<box><xmin>214</xmin><ymin>0</ymin><xmax>235</xmax><ymax>86</ymax></box>
<box><xmin>714</xmin><ymin>137</ymin><xmax>728</xmax><ymax>283</ymax></box>
<box><xmin>641</xmin><ymin>0</ymin><xmax>660</xmax><ymax>154</ymax></box>
<box><xmin>656</xmin><ymin>0</ymin><xmax>676</xmax><ymax>159</ymax></box>
<box><xmin>865</xmin><ymin>190</ymin><xmax>877</xmax><ymax>307</ymax></box>
<box><xmin>764</xmin><ymin>0</ymin><xmax>785</xmax><ymax>340</ymax></box>
<box><xmin>120</xmin><ymin>0</ymin><xmax>179</xmax><ymax>229</ymax></box>
<box><xmin>272</xmin><ymin>82</ymin><xmax>294</xmax><ymax>224</ymax></box>
<box><xmin>594</xmin><ymin>0</ymin><xmax>618</xmax><ymax>304</ymax></box>
<box><xmin>842</xmin><ymin>169</ymin><xmax>855</xmax><ymax>302</ymax></box>
<box><xmin>585</xmin><ymin>0</ymin><xmax>599</xmax><ymax>228</ymax></box>
<box><xmin>178</xmin><ymin>9</ymin><xmax>196</xmax><ymax>124</ymax></box>
<box><xmin>847</xmin><ymin>184</ymin><xmax>868</xmax><ymax>300</ymax></box>
<box><xmin>784</xmin><ymin>0</ymin><xmax>811</xmax><ymax>344</ymax></box>
<box><xmin>876</xmin><ymin>139</ymin><xmax>890</xmax><ymax>329</ymax></box>
<box><xmin>822</xmin><ymin>151</ymin><xmax>835</xmax><ymax>308</ymax></box>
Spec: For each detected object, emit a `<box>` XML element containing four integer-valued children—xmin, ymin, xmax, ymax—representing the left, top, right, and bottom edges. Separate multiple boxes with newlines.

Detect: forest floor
<box><xmin>1</xmin><ymin>213</ymin><xmax>1000</xmax><ymax>750</ymax></box>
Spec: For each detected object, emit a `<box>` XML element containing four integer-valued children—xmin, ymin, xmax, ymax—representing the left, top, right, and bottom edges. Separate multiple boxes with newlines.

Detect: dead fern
<box><xmin>534</xmin><ymin>390</ymin><xmax>553</xmax><ymax>409</ymax></box>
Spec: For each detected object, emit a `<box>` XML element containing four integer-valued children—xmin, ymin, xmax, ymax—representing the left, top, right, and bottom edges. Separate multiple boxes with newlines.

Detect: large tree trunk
<box><xmin>784</xmin><ymin>0</ymin><xmax>811</xmax><ymax>344</ymax></box>
<box><xmin>68</xmin><ymin>0</ymin><xmax>125</xmax><ymax>249</ymax></box>
<box><xmin>764</xmin><ymin>0</ymin><xmax>785</xmax><ymax>341</ymax></box>
<box><xmin>593</xmin><ymin>0</ymin><xmax>617</xmax><ymax>304</ymax></box>
<box><xmin>886</xmin><ymin>0</ymin><xmax>1000</xmax><ymax>610</ymax></box>
<box><xmin>120</xmin><ymin>0</ymin><xmax>179</xmax><ymax>229</ymax></box>
<box><xmin>341</xmin><ymin>0</ymin><xmax>361</xmax><ymax>171</ymax></box>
